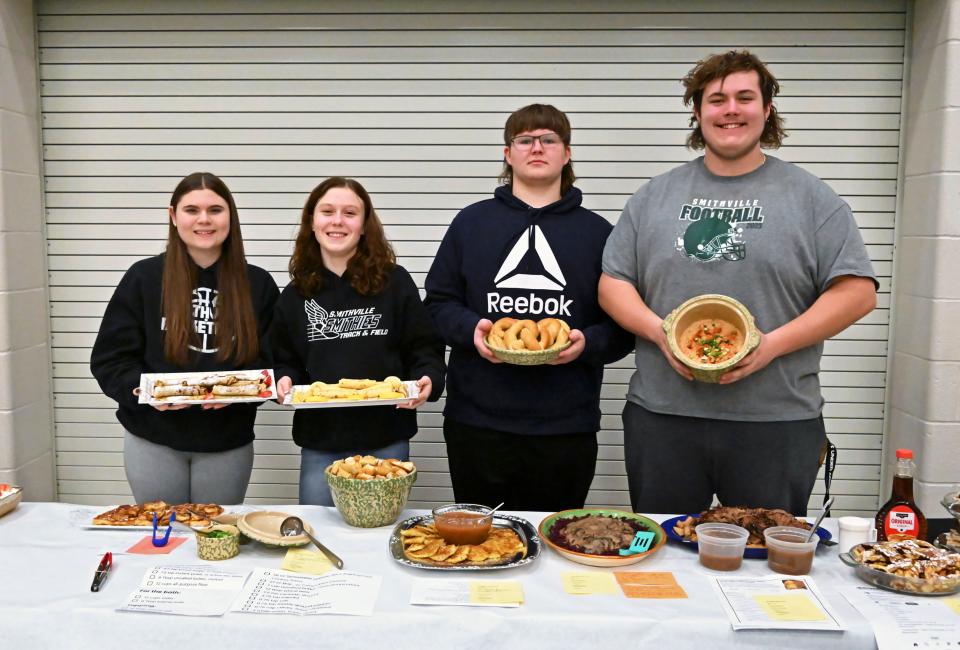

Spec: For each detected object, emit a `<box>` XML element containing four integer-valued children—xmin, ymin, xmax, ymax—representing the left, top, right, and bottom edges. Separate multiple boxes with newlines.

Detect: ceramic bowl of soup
<box><xmin>662</xmin><ymin>294</ymin><xmax>760</xmax><ymax>383</ymax></box>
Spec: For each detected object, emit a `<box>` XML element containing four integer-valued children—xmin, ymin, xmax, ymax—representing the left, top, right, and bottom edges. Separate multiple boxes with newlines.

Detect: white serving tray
<box><xmin>283</xmin><ymin>381</ymin><xmax>419</xmax><ymax>409</ymax></box>
<box><xmin>137</xmin><ymin>369</ymin><xmax>277</xmax><ymax>406</ymax></box>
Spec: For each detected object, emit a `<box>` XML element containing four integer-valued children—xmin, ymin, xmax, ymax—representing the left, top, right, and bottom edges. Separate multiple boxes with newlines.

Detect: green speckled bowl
<box><xmin>326</xmin><ymin>469</ymin><xmax>417</xmax><ymax>528</ymax></box>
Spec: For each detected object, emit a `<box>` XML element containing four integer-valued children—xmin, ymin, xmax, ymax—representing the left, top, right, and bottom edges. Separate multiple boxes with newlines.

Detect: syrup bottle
<box><xmin>875</xmin><ymin>448</ymin><xmax>927</xmax><ymax>541</ymax></box>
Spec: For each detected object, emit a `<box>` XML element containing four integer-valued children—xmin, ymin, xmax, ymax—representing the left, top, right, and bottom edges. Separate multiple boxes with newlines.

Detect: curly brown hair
<box><xmin>499</xmin><ymin>103</ymin><xmax>576</xmax><ymax>196</ymax></box>
<box><xmin>162</xmin><ymin>172</ymin><xmax>259</xmax><ymax>367</ymax></box>
<box><xmin>289</xmin><ymin>177</ymin><xmax>396</xmax><ymax>297</ymax></box>
<box><xmin>682</xmin><ymin>50</ymin><xmax>787</xmax><ymax>151</ymax></box>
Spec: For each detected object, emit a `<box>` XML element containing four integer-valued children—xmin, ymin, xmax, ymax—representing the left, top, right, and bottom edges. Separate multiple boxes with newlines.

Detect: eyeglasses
<box><xmin>509</xmin><ymin>133</ymin><xmax>564</xmax><ymax>149</ymax></box>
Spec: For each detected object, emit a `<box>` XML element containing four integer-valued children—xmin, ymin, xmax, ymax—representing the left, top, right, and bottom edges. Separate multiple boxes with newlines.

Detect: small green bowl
<box><xmin>196</xmin><ymin>524</ymin><xmax>240</xmax><ymax>560</ymax></box>
<box><xmin>662</xmin><ymin>294</ymin><xmax>760</xmax><ymax>383</ymax></box>
<box><xmin>326</xmin><ymin>469</ymin><xmax>417</xmax><ymax>528</ymax></box>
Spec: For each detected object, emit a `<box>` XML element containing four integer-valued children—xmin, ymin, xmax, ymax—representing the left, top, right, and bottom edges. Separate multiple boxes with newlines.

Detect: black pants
<box><xmin>443</xmin><ymin>418</ymin><xmax>598</xmax><ymax>511</ymax></box>
<box><xmin>622</xmin><ymin>402</ymin><xmax>825</xmax><ymax>516</ymax></box>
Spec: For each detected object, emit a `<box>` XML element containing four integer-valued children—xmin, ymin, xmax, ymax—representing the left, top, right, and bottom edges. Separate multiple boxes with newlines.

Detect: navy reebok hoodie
<box><xmin>424</xmin><ymin>185</ymin><xmax>633</xmax><ymax>435</ymax></box>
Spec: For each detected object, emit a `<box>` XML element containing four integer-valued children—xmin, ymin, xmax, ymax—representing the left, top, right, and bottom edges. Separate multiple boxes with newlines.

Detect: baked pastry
<box><xmin>486</xmin><ymin>317</ymin><xmax>570</xmax><ymax>352</ymax></box>
<box><xmin>92</xmin><ymin>501</ymin><xmax>224</xmax><ymax>527</ymax></box>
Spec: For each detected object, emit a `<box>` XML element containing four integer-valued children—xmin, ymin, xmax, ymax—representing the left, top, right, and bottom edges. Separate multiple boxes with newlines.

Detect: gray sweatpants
<box><xmin>123</xmin><ymin>431</ymin><xmax>253</xmax><ymax>504</ymax></box>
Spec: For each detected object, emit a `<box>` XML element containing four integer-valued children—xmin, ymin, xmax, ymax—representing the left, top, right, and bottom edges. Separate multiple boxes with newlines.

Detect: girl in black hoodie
<box><xmin>270</xmin><ymin>177</ymin><xmax>445</xmax><ymax>506</ymax></box>
<box><xmin>90</xmin><ymin>172</ymin><xmax>279</xmax><ymax>504</ymax></box>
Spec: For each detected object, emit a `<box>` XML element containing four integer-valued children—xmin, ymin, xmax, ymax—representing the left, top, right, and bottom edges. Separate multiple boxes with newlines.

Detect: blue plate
<box><xmin>660</xmin><ymin>514</ymin><xmax>833</xmax><ymax>559</ymax></box>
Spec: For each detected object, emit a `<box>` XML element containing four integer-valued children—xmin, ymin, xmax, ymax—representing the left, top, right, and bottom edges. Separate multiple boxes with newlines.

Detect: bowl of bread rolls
<box><xmin>484</xmin><ymin>317</ymin><xmax>572</xmax><ymax>365</ymax></box>
<box><xmin>662</xmin><ymin>294</ymin><xmax>760</xmax><ymax>383</ymax></box>
<box><xmin>325</xmin><ymin>455</ymin><xmax>417</xmax><ymax>527</ymax></box>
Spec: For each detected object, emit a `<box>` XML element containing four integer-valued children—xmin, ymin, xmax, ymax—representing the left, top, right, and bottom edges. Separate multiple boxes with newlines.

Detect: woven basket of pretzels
<box><xmin>484</xmin><ymin>317</ymin><xmax>572</xmax><ymax>365</ymax></box>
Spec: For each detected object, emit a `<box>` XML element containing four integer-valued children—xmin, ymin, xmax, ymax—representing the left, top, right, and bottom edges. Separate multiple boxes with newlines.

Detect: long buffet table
<box><xmin>0</xmin><ymin>502</ymin><xmax>893</xmax><ymax>649</ymax></box>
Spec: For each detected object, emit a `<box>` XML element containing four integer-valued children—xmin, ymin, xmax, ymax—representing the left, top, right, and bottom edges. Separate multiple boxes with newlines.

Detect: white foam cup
<box><xmin>838</xmin><ymin>516</ymin><xmax>876</xmax><ymax>551</ymax></box>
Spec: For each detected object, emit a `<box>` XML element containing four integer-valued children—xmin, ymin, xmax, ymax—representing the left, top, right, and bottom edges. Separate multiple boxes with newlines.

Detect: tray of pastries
<box><xmin>284</xmin><ymin>376</ymin><xmax>417</xmax><ymax>408</ymax></box>
<box><xmin>79</xmin><ymin>501</ymin><xmax>226</xmax><ymax>530</ymax></box>
<box><xmin>138</xmin><ymin>369</ymin><xmax>275</xmax><ymax>405</ymax></box>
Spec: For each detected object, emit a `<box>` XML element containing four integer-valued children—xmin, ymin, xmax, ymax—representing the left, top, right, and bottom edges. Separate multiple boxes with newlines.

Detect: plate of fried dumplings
<box><xmin>389</xmin><ymin>513</ymin><xmax>541</xmax><ymax>570</ymax></box>
<box><xmin>284</xmin><ymin>376</ymin><xmax>418</xmax><ymax>408</ymax></box>
<box><xmin>484</xmin><ymin>317</ymin><xmax>572</xmax><ymax>365</ymax></box>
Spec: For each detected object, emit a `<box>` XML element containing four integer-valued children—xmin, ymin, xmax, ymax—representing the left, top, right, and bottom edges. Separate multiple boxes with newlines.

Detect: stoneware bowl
<box><xmin>662</xmin><ymin>294</ymin><xmax>760</xmax><ymax>383</ymax></box>
<box><xmin>195</xmin><ymin>524</ymin><xmax>241</xmax><ymax>561</ymax></box>
<box><xmin>538</xmin><ymin>508</ymin><xmax>666</xmax><ymax>568</ymax></box>
<box><xmin>237</xmin><ymin>510</ymin><xmax>314</xmax><ymax>547</ymax></box>
<box><xmin>326</xmin><ymin>469</ymin><xmax>417</xmax><ymax>528</ymax></box>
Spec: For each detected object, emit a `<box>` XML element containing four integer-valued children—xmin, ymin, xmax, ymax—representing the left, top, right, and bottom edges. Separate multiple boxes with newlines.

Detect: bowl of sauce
<box><xmin>432</xmin><ymin>503</ymin><xmax>494</xmax><ymax>545</ymax></box>
<box><xmin>764</xmin><ymin>526</ymin><xmax>818</xmax><ymax>575</ymax></box>
<box><xmin>695</xmin><ymin>522</ymin><xmax>749</xmax><ymax>571</ymax></box>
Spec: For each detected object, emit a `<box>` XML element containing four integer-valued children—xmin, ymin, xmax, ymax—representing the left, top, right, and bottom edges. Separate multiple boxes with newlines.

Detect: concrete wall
<box><xmin>0</xmin><ymin>0</ymin><xmax>54</xmax><ymax>498</ymax></box>
<box><xmin>887</xmin><ymin>0</ymin><xmax>960</xmax><ymax>511</ymax></box>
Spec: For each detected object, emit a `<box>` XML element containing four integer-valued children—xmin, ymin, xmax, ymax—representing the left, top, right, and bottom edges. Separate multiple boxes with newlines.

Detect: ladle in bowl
<box><xmin>280</xmin><ymin>516</ymin><xmax>344</xmax><ymax>569</ymax></box>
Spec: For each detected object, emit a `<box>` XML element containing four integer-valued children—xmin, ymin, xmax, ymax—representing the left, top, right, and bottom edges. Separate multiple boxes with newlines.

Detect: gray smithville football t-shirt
<box><xmin>602</xmin><ymin>156</ymin><xmax>877</xmax><ymax>422</ymax></box>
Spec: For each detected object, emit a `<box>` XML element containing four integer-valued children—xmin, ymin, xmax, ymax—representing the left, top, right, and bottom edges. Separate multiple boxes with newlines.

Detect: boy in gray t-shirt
<box><xmin>599</xmin><ymin>51</ymin><xmax>877</xmax><ymax>516</ymax></box>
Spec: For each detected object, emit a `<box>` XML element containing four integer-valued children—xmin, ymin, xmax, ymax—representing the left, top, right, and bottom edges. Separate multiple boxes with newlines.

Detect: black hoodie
<box><xmin>424</xmin><ymin>185</ymin><xmax>633</xmax><ymax>435</ymax></box>
<box><xmin>89</xmin><ymin>254</ymin><xmax>279</xmax><ymax>452</ymax></box>
<box><xmin>268</xmin><ymin>265</ymin><xmax>446</xmax><ymax>452</ymax></box>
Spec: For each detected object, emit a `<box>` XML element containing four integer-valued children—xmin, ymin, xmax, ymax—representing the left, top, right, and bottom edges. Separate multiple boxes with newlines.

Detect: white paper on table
<box><xmin>410</xmin><ymin>578</ymin><xmax>522</xmax><ymax>608</ymax></box>
<box><xmin>840</xmin><ymin>585</ymin><xmax>960</xmax><ymax>650</ymax></box>
<box><xmin>231</xmin><ymin>568</ymin><xmax>381</xmax><ymax>616</ymax></box>
<box><xmin>711</xmin><ymin>575</ymin><xmax>844</xmax><ymax>631</ymax></box>
<box><xmin>117</xmin><ymin>565</ymin><xmax>251</xmax><ymax>617</ymax></box>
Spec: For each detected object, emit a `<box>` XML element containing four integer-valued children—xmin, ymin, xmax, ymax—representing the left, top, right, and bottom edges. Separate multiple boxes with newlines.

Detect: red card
<box><xmin>126</xmin><ymin>535</ymin><xmax>188</xmax><ymax>554</ymax></box>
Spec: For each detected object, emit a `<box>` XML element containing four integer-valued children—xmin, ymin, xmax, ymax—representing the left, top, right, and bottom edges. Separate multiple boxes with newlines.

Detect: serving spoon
<box><xmin>280</xmin><ymin>516</ymin><xmax>344</xmax><ymax>569</ymax></box>
<box><xmin>805</xmin><ymin>497</ymin><xmax>835</xmax><ymax>543</ymax></box>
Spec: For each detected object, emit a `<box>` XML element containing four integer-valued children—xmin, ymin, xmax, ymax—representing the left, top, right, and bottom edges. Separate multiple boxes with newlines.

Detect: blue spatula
<box><xmin>619</xmin><ymin>530</ymin><xmax>656</xmax><ymax>556</ymax></box>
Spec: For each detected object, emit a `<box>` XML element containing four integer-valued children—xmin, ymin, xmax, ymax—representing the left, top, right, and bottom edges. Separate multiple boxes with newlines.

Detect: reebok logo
<box><xmin>487</xmin><ymin>225</ymin><xmax>572</xmax><ymax>317</ymax></box>
<box><xmin>493</xmin><ymin>225</ymin><xmax>565</xmax><ymax>291</ymax></box>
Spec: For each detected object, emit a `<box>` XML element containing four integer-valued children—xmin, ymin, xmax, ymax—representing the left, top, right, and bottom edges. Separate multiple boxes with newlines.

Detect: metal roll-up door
<box><xmin>38</xmin><ymin>0</ymin><xmax>904</xmax><ymax>514</ymax></box>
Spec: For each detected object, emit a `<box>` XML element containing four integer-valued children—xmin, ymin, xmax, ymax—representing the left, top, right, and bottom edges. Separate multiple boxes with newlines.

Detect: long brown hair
<box><xmin>682</xmin><ymin>49</ymin><xmax>787</xmax><ymax>150</ymax></box>
<box><xmin>289</xmin><ymin>177</ymin><xmax>396</xmax><ymax>297</ymax></box>
<box><xmin>162</xmin><ymin>172</ymin><xmax>259</xmax><ymax>367</ymax></box>
<box><xmin>499</xmin><ymin>103</ymin><xmax>576</xmax><ymax>196</ymax></box>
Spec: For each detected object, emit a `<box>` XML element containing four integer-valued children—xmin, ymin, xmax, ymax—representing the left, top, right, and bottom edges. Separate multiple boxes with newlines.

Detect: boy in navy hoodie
<box><xmin>425</xmin><ymin>104</ymin><xmax>633</xmax><ymax>511</ymax></box>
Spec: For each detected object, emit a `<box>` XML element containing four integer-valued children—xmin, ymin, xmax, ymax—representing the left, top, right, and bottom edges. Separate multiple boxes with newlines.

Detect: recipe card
<box><xmin>712</xmin><ymin>575</ymin><xmax>843</xmax><ymax>631</ymax></box>
<box><xmin>614</xmin><ymin>571</ymin><xmax>688</xmax><ymax>599</ymax></box>
<box><xmin>118</xmin><ymin>565</ymin><xmax>250</xmax><ymax>616</ymax></box>
<box><xmin>410</xmin><ymin>578</ymin><xmax>524</xmax><ymax>607</ymax></box>
<box><xmin>840</xmin><ymin>585</ymin><xmax>960</xmax><ymax>650</ymax></box>
<box><xmin>281</xmin><ymin>547</ymin><xmax>334</xmax><ymax>575</ymax></box>
<box><xmin>561</xmin><ymin>572</ymin><xmax>618</xmax><ymax>595</ymax></box>
<box><xmin>232</xmin><ymin>568</ymin><xmax>381</xmax><ymax>616</ymax></box>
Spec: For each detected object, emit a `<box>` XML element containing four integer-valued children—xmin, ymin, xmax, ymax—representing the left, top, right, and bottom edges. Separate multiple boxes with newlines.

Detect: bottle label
<box><xmin>884</xmin><ymin>506</ymin><xmax>920</xmax><ymax>538</ymax></box>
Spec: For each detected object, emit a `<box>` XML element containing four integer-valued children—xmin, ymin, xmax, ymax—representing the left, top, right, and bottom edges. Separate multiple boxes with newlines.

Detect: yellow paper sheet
<box><xmin>753</xmin><ymin>593</ymin><xmax>827</xmax><ymax>622</ymax></box>
<box><xmin>469</xmin><ymin>581</ymin><xmax>524</xmax><ymax>605</ymax></box>
<box><xmin>562</xmin><ymin>572</ymin><xmax>618</xmax><ymax>595</ymax></box>
<box><xmin>945</xmin><ymin>598</ymin><xmax>960</xmax><ymax>616</ymax></box>
<box><xmin>281</xmin><ymin>547</ymin><xmax>334</xmax><ymax>575</ymax></box>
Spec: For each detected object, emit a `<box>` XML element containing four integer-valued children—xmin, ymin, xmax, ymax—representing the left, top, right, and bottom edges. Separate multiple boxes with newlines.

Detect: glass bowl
<box><xmin>431</xmin><ymin>503</ymin><xmax>494</xmax><ymax>545</ymax></box>
<box><xmin>840</xmin><ymin>542</ymin><xmax>960</xmax><ymax>596</ymax></box>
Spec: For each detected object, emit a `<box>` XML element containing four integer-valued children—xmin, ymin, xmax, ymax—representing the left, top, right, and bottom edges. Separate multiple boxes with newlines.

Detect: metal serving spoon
<box><xmin>805</xmin><ymin>497</ymin><xmax>835</xmax><ymax>543</ymax></box>
<box><xmin>280</xmin><ymin>516</ymin><xmax>344</xmax><ymax>569</ymax></box>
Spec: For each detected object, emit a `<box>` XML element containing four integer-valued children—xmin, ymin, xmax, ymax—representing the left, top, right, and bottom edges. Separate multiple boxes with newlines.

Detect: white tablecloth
<box><xmin>0</xmin><ymin>503</ymin><xmax>881</xmax><ymax>649</ymax></box>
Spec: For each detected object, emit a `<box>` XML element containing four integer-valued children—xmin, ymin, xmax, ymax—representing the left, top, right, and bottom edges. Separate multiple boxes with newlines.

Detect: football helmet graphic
<box><xmin>679</xmin><ymin>217</ymin><xmax>746</xmax><ymax>262</ymax></box>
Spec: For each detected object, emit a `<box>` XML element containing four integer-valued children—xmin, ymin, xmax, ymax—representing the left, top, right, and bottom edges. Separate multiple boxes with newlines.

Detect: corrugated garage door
<box><xmin>38</xmin><ymin>0</ymin><xmax>904</xmax><ymax>514</ymax></box>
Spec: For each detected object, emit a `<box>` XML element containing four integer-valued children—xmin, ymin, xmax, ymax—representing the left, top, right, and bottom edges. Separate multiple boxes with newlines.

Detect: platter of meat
<box><xmin>538</xmin><ymin>508</ymin><xmax>666</xmax><ymax>567</ymax></box>
<box><xmin>662</xmin><ymin>506</ymin><xmax>832</xmax><ymax>559</ymax></box>
<box><xmin>137</xmin><ymin>369</ymin><xmax>275</xmax><ymax>406</ymax></box>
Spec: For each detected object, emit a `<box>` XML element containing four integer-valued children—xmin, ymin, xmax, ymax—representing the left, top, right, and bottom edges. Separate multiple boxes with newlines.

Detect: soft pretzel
<box><xmin>505</xmin><ymin>319</ymin><xmax>539</xmax><ymax>350</ymax></box>
<box><xmin>486</xmin><ymin>317</ymin><xmax>571</xmax><ymax>352</ymax></box>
